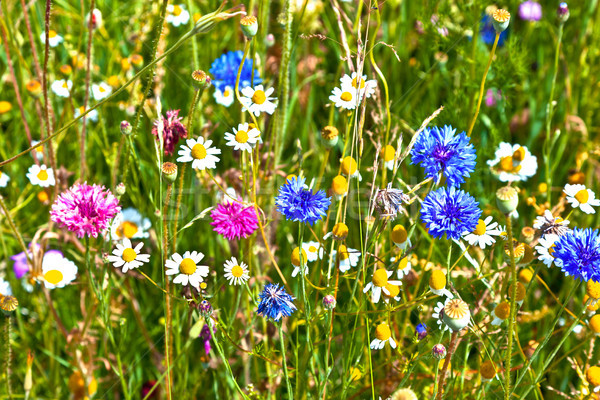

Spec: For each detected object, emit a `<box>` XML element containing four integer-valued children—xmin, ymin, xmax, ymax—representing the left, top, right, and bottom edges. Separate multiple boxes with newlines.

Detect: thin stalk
<box><xmin>163</xmin><ymin>183</ymin><xmax>173</xmax><ymax>399</ymax></box>
<box><xmin>274</xmin><ymin>0</ymin><xmax>293</xmax><ymax>165</ymax></box>
<box><xmin>466</xmin><ymin>32</ymin><xmax>500</xmax><ymax>137</ymax></box>
<box><xmin>79</xmin><ymin>0</ymin><xmax>96</xmax><ymax>180</ymax></box>
<box><xmin>278</xmin><ymin>322</ymin><xmax>293</xmax><ymax>399</ymax></box>
<box><xmin>504</xmin><ymin>214</ymin><xmax>518</xmax><ymax>400</ymax></box>
<box><xmin>209</xmin><ymin>318</ymin><xmax>249</xmax><ymax>399</ymax></box>
<box><xmin>436</xmin><ymin>331</ymin><xmax>459</xmax><ymax>400</ymax></box>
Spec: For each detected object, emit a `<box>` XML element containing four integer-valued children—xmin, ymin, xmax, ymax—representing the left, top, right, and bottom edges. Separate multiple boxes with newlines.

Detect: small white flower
<box><xmin>177</xmin><ymin>137</ymin><xmax>221</xmax><ymax>171</ymax></box>
<box><xmin>223</xmin><ymin>257</ymin><xmax>250</xmax><ymax>286</ymax></box>
<box><xmin>51</xmin><ymin>79</ymin><xmax>72</xmax><ymax>98</ymax></box>
<box><xmin>370</xmin><ymin>322</ymin><xmax>397</xmax><ymax>350</ymax></box>
<box><xmin>340</xmin><ymin>72</ymin><xmax>377</xmax><ymax>99</ymax></box>
<box><xmin>85</xmin><ymin>8</ymin><xmax>103</xmax><ymax>29</ymax></box>
<box><xmin>329</xmin><ymin>83</ymin><xmax>359</xmax><ymax>110</ymax></box>
<box><xmin>490</xmin><ymin>301</ymin><xmax>510</xmax><ymax>326</ymax></box>
<box><xmin>26</xmin><ymin>164</ymin><xmax>55</xmax><ymax>187</ymax></box>
<box><xmin>165</xmin><ymin>251</ymin><xmax>209</xmax><ymax>291</ymax></box>
<box><xmin>107</xmin><ymin>238</ymin><xmax>150</xmax><ymax>273</ymax></box>
<box><xmin>331</xmin><ymin>245</ymin><xmax>360</xmax><ymax>273</ymax></box>
<box><xmin>0</xmin><ymin>277</ymin><xmax>12</xmax><ymax>296</ymax></box>
<box><xmin>30</xmin><ymin>140</ymin><xmax>45</xmax><ymax>161</ymax></box>
<box><xmin>166</xmin><ymin>4</ymin><xmax>190</xmax><ymax>26</ymax></box>
<box><xmin>433</xmin><ymin>299</ymin><xmax>451</xmax><ymax>332</ymax></box>
<box><xmin>91</xmin><ymin>82</ymin><xmax>112</xmax><ymax>101</ymax></box>
<box><xmin>381</xmin><ymin>145</ymin><xmax>396</xmax><ymax>171</ymax></box>
<box><xmin>392</xmin><ymin>257</ymin><xmax>412</xmax><ymax>279</ymax></box>
<box><xmin>302</xmin><ymin>241</ymin><xmax>324</xmax><ymax>262</ymax></box>
<box><xmin>74</xmin><ymin>106</ymin><xmax>99</xmax><ymax>122</ymax></box>
<box><xmin>110</xmin><ymin>208</ymin><xmax>152</xmax><ymax>241</ymax></box>
<box><xmin>224</xmin><ymin>123</ymin><xmax>261</xmax><ymax>153</ymax></box>
<box><xmin>0</xmin><ymin>171</ymin><xmax>10</xmax><ymax>188</ymax></box>
<box><xmin>363</xmin><ymin>268</ymin><xmax>402</xmax><ymax>303</ymax></box>
<box><xmin>487</xmin><ymin>143</ymin><xmax>537</xmax><ymax>182</ymax></box>
<box><xmin>535</xmin><ymin>234</ymin><xmax>560</xmax><ymax>268</ymax></box>
<box><xmin>391</xmin><ymin>224</ymin><xmax>411</xmax><ymax>250</ymax></box>
<box><xmin>463</xmin><ymin>216</ymin><xmax>502</xmax><ymax>249</ymax></box>
<box><xmin>564</xmin><ymin>184</ymin><xmax>600</xmax><ymax>214</ymax></box>
<box><xmin>214</xmin><ymin>86</ymin><xmax>235</xmax><ymax>107</ymax></box>
<box><xmin>40</xmin><ymin>30</ymin><xmax>63</xmax><ymax>47</ymax></box>
<box><xmin>41</xmin><ymin>251</ymin><xmax>77</xmax><ymax>289</ymax></box>
<box><xmin>240</xmin><ymin>85</ymin><xmax>277</xmax><ymax>116</ymax></box>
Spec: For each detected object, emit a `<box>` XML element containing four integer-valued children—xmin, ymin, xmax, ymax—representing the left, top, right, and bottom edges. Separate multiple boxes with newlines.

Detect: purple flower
<box><xmin>10</xmin><ymin>244</ymin><xmax>39</xmax><ymax>279</ymax></box>
<box><xmin>485</xmin><ymin>88</ymin><xmax>502</xmax><ymax>107</ymax></box>
<box><xmin>210</xmin><ymin>200</ymin><xmax>259</xmax><ymax>240</ymax></box>
<box><xmin>50</xmin><ymin>183</ymin><xmax>121</xmax><ymax>238</ymax></box>
<box><xmin>199</xmin><ymin>324</ymin><xmax>214</xmax><ymax>355</ymax></box>
<box><xmin>519</xmin><ymin>1</ymin><xmax>542</xmax><ymax>22</ymax></box>
<box><xmin>151</xmin><ymin>109</ymin><xmax>188</xmax><ymax>156</ymax></box>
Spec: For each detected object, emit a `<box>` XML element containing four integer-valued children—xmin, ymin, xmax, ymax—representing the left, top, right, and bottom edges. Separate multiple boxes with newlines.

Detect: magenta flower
<box><xmin>50</xmin><ymin>183</ymin><xmax>121</xmax><ymax>238</ymax></box>
<box><xmin>519</xmin><ymin>1</ymin><xmax>542</xmax><ymax>22</ymax></box>
<box><xmin>485</xmin><ymin>88</ymin><xmax>502</xmax><ymax>107</ymax></box>
<box><xmin>152</xmin><ymin>109</ymin><xmax>188</xmax><ymax>155</ymax></box>
<box><xmin>210</xmin><ymin>200</ymin><xmax>258</xmax><ymax>240</ymax></box>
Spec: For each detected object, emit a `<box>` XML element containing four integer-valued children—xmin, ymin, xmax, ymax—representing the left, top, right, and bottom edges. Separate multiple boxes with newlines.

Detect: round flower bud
<box><xmin>587</xmin><ymin>280</ymin><xmax>600</xmax><ymax>300</ymax></box>
<box><xmin>494</xmin><ymin>301</ymin><xmax>511</xmax><ymax>321</ymax></box>
<box><xmin>518</xmin><ymin>268</ymin><xmax>533</xmax><ymax>284</ymax></box>
<box><xmin>26</xmin><ymin>80</ymin><xmax>42</xmax><ymax>97</ymax></box>
<box><xmin>521</xmin><ymin>226</ymin><xmax>535</xmax><ymax>244</ymax></box>
<box><xmin>192</xmin><ymin>70</ymin><xmax>211</xmax><ymax>89</ymax></box>
<box><xmin>432</xmin><ymin>343</ymin><xmax>447</xmax><ymax>359</ymax></box>
<box><xmin>161</xmin><ymin>162</ymin><xmax>178</xmax><ymax>183</ymax></box>
<box><xmin>240</xmin><ymin>15</ymin><xmax>258</xmax><ymax>38</ymax></box>
<box><xmin>265</xmin><ymin>33</ymin><xmax>276</xmax><ymax>48</ymax></box>
<box><xmin>509</xmin><ymin>282</ymin><xmax>526</xmax><ymax>305</ymax></box>
<box><xmin>198</xmin><ymin>300</ymin><xmax>213</xmax><ymax>318</ymax></box>
<box><xmin>557</xmin><ymin>2</ymin><xmax>569</xmax><ymax>23</ymax></box>
<box><xmin>504</xmin><ymin>240</ymin><xmax>525</xmax><ymax>264</ymax></box>
<box><xmin>442</xmin><ymin>299</ymin><xmax>471</xmax><ymax>332</ymax></box>
<box><xmin>115</xmin><ymin>182</ymin><xmax>126</xmax><ymax>196</ymax></box>
<box><xmin>323</xmin><ymin>294</ymin><xmax>336</xmax><ymax>310</ymax></box>
<box><xmin>589</xmin><ymin>314</ymin><xmax>600</xmax><ymax>336</ymax></box>
<box><xmin>321</xmin><ymin>126</ymin><xmax>339</xmax><ymax>148</ymax></box>
<box><xmin>587</xmin><ymin>366</ymin><xmax>600</xmax><ymax>388</ymax></box>
<box><xmin>496</xmin><ymin>186</ymin><xmax>519</xmax><ymax>214</ymax></box>
<box><xmin>0</xmin><ymin>295</ymin><xmax>18</xmax><ymax>313</ymax></box>
<box><xmin>120</xmin><ymin>120</ymin><xmax>132</xmax><ymax>136</ymax></box>
<box><xmin>518</xmin><ymin>243</ymin><xmax>535</xmax><ymax>265</ymax></box>
<box><xmin>415</xmin><ymin>323</ymin><xmax>427</xmax><ymax>340</ymax></box>
<box><xmin>331</xmin><ymin>222</ymin><xmax>349</xmax><ymax>241</ymax></box>
<box><xmin>480</xmin><ymin>360</ymin><xmax>497</xmax><ymax>381</ymax></box>
<box><xmin>492</xmin><ymin>9</ymin><xmax>511</xmax><ymax>32</ymax></box>
<box><xmin>389</xmin><ymin>388</ymin><xmax>418</xmax><ymax>400</ymax></box>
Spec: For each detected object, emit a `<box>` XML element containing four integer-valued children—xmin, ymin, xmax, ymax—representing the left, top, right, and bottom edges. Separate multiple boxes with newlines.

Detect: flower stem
<box><xmin>209</xmin><ymin>318</ymin><xmax>249</xmax><ymax>399</ymax></box>
<box><xmin>163</xmin><ymin>183</ymin><xmax>173</xmax><ymax>399</ymax></box>
<box><xmin>278</xmin><ymin>322</ymin><xmax>294</xmax><ymax>400</ymax></box>
<box><xmin>504</xmin><ymin>214</ymin><xmax>518</xmax><ymax>400</ymax></box>
<box><xmin>436</xmin><ymin>331</ymin><xmax>459</xmax><ymax>400</ymax></box>
<box><xmin>466</xmin><ymin>32</ymin><xmax>499</xmax><ymax>138</ymax></box>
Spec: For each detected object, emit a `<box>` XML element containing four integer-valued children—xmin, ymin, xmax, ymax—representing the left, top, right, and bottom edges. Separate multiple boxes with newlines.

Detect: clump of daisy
<box><xmin>165</xmin><ymin>251</ymin><xmax>209</xmax><ymax>291</ymax></box>
<box><xmin>370</xmin><ymin>322</ymin><xmax>397</xmax><ymax>350</ymax></box>
<box><xmin>210</xmin><ymin>200</ymin><xmax>259</xmax><ymax>240</ymax></box>
<box><xmin>224</xmin><ymin>123</ymin><xmax>260</xmax><ymax>152</ymax></box>
<box><xmin>223</xmin><ymin>257</ymin><xmax>250</xmax><ymax>286</ymax></box>
<box><xmin>411</xmin><ymin>125</ymin><xmax>477</xmax><ymax>188</ymax></box>
<box><xmin>40</xmin><ymin>251</ymin><xmax>78</xmax><ymax>289</ymax></box>
<box><xmin>340</xmin><ymin>72</ymin><xmax>377</xmax><ymax>99</ymax></box>
<box><xmin>177</xmin><ymin>137</ymin><xmax>221</xmax><ymax>170</ymax></box>
<box><xmin>552</xmin><ymin>228</ymin><xmax>600</xmax><ymax>282</ymax></box>
<box><xmin>50</xmin><ymin>183</ymin><xmax>120</xmax><ymax>238</ymax></box>
<box><xmin>563</xmin><ymin>184</ymin><xmax>600</xmax><ymax>214</ymax></box>
<box><xmin>110</xmin><ymin>207</ymin><xmax>151</xmax><ymax>240</ymax></box>
<box><xmin>463</xmin><ymin>216</ymin><xmax>501</xmax><ymax>249</ymax></box>
<box><xmin>420</xmin><ymin>187</ymin><xmax>481</xmax><ymax>240</ymax></box>
<box><xmin>107</xmin><ymin>239</ymin><xmax>150</xmax><ymax>273</ymax></box>
<box><xmin>240</xmin><ymin>85</ymin><xmax>277</xmax><ymax>116</ymax></box>
<box><xmin>275</xmin><ymin>176</ymin><xmax>331</xmax><ymax>225</ymax></box>
<box><xmin>363</xmin><ymin>268</ymin><xmax>402</xmax><ymax>303</ymax></box>
<box><xmin>256</xmin><ymin>283</ymin><xmax>297</xmax><ymax>321</ymax></box>
<box><xmin>26</xmin><ymin>164</ymin><xmax>55</xmax><ymax>187</ymax></box>
<box><xmin>152</xmin><ymin>110</ymin><xmax>188</xmax><ymax>156</ymax></box>
<box><xmin>488</xmin><ymin>143</ymin><xmax>538</xmax><ymax>182</ymax></box>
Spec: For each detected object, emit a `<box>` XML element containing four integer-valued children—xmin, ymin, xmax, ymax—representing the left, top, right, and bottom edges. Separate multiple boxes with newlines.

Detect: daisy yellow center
<box><xmin>291</xmin><ymin>247</ymin><xmax>307</xmax><ymax>266</ymax></box>
<box><xmin>231</xmin><ymin>265</ymin><xmax>244</xmax><ymax>278</ymax></box>
<box><xmin>587</xmin><ymin>280</ymin><xmax>600</xmax><ymax>299</ymax></box>
<box><xmin>473</xmin><ymin>219</ymin><xmax>487</xmax><ymax>235</ymax></box>
<box><xmin>590</xmin><ymin>315</ymin><xmax>600</xmax><ymax>333</ymax></box>
<box><xmin>122</xmin><ymin>248</ymin><xmax>137</xmax><ymax>263</ymax></box>
<box><xmin>495</xmin><ymin>301</ymin><xmax>510</xmax><ymax>319</ymax></box>
<box><xmin>351</xmin><ymin>76</ymin><xmax>366</xmax><ymax>89</ymax></box>
<box><xmin>172</xmin><ymin>5</ymin><xmax>182</xmax><ymax>16</ymax></box>
<box><xmin>587</xmin><ymin>366</ymin><xmax>600</xmax><ymax>387</ymax></box>
<box><xmin>555</xmin><ymin>217</ymin><xmax>564</xmax><ymax>224</ymax></box>
<box><xmin>548</xmin><ymin>244</ymin><xmax>556</xmax><ymax>257</ymax></box>
<box><xmin>429</xmin><ymin>270</ymin><xmax>446</xmax><ymax>290</ymax></box>
<box><xmin>338</xmin><ymin>245</ymin><xmax>349</xmax><ymax>260</ymax></box>
<box><xmin>480</xmin><ymin>361</ymin><xmax>497</xmax><ymax>380</ymax></box>
<box><xmin>385</xmin><ymin>283</ymin><xmax>400</xmax><ymax>298</ymax></box>
<box><xmin>252</xmin><ymin>90</ymin><xmax>267</xmax><ymax>105</ymax></box>
<box><xmin>191</xmin><ymin>143</ymin><xmax>207</xmax><ymax>160</ymax></box>
<box><xmin>512</xmin><ymin>147</ymin><xmax>526</xmax><ymax>162</ymax></box>
<box><xmin>575</xmin><ymin>189</ymin><xmax>589</xmax><ymax>204</ymax></box>
<box><xmin>117</xmin><ymin>221</ymin><xmax>138</xmax><ymax>239</ymax></box>
<box><xmin>398</xmin><ymin>257</ymin><xmax>409</xmax><ymax>270</ymax></box>
<box><xmin>308</xmin><ymin>245</ymin><xmax>317</xmax><ymax>253</ymax></box>
<box><xmin>235</xmin><ymin>130</ymin><xmax>249</xmax><ymax>143</ymax></box>
<box><xmin>391</xmin><ymin>225</ymin><xmax>408</xmax><ymax>244</ymax></box>
<box><xmin>99</xmin><ymin>86</ymin><xmax>106</xmax><ymax>93</ymax></box>
<box><xmin>332</xmin><ymin>175</ymin><xmax>348</xmax><ymax>195</ymax></box>
<box><xmin>62</xmin><ymin>81</ymin><xmax>69</xmax><ymax>89</ymax></box>
<box><xmin>372</xmin><ymin>269</ymin><xmax>389</xmax><ymax>287</ymax></box>
<box><xmin>44</xmin><ymin>269</ymin><xmax>63</xmax><ymax>285</ymax></box>
<box><xmin>332</xmin><ymin>222</ymin><xmax>349</xmax><ymax>239</ymax></box>
<box><xmin>382</xmin><ymin>145</ymin><xmax>395</xmax><ymax>162</ymax></box>
<box><xmin>498</xmin><ymin>156</ymin><xmax>514</xmax><ymax>172</ymax></box>
<box><xmin>340</xmin><ymin>91</ymin><xmax>352</xmax><ymax>102</ymax></box>
<box><xmin>37</xmin><ymin>191</ymin><xmax>49</xmax><ymax>202</ymax></box>
<box><xmin>341</xmin><ymin>156</ymin><xmax>358</xmax><ymax>176</ymax></box>
<box><xmin>37</xmin><ymin>169</ymin><xmax>49</xmax><ymax>181</ymax></box>
<box><xmin>223</xmin><ymin>89</ymin><xmax>231</xmax><ymax>97</ymax></box>
<box><xmin>375</xmin><ymin>323</ymin><xmax>391</xmax><ymax>341</ymax></box>
<box><xmin>48</xmin><ymin>30</ymin><xmax>57</xmax><ymax>38</ymax></box>
<box><xmin>179</xmin><ymin>258</ymin><xmax>197</xmax><ymax>275</ymax></box>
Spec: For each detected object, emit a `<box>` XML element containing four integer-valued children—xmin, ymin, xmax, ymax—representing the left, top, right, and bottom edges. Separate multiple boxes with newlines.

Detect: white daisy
<box><xmin>41</xmin><ymin>251</ymin><xmax>77</xmax><ymax>289</ymax></box>
<box><xmin>393</xmin><ymin>256</ymin><xmax>412</xmax><ymax>279</ymax></box>
<box><xmin>0</xmin><ymin>277</ymin><xmax>12</xmax><ymax>296</ymax></box>
<box><xmin>26</xmin><ymin>164</ymin><xmax>55</xmax><ymax>187</ymax></box>
<box><xmin>302</xmin><ymin>241</ymin><xmax>324</xmax><ymax>262</ymax></box>
<box><xmin>340</xmin><ymin>72</ymin><xmax>377</xmax><ymax>99</ymax></box>
<box><xmin>107</xmin><ymin>239</ymin><xmax>150</xmax><ymax>273</ymax></box>
<box><xmin>165</xmin><ymin>251</ymin><xmax>209</xmax><ymax>291</ymax></box>
<box><xmin>429</xmin><ymin>270</ymin><xmax>454</xmax><ymax>299</ymax></box>
<box><xmin>224</xmin><ymin>123</ymin><xmax>260</xmax><ymax>152</ymax></box>
<box><xmin>533</xmin><ymin>209</ymin><xmax>571</xmax><ymax>236</ymax></box>
<box><xmin>214</xmin><ymin>86</ymin><xmax>235</xmax><ymax>107</ymax></box>
<box><xmin>487</xmin><ymin>143</ymin><xmax>537</xmax><ymax>182</ymax></box>
<box><xmin>332</xmin><ymin>245</ymin><xmax>360</xmax><ymax>273</ymax></box>
<box><xmin>490</xmin><ymin>301</ymin><xmax>510</xmax><ymax>326</ymax></box>
<box><xmin>329</xmin><ymin>83</ymin><xmax>359</xmax><ymax>110</ymax></box>
<box><xmin>110</xmin><ymin>208</ymin><xmax>152</xmax><ymax>241</ymax></box>
<box><xmin>0</xmin><ymin>171</ymin><xmax>10</xmax><ymax>188</ymax></box>
<box><xmin>363</xmin><ymin>268</ymin><xmax>402</xmax><ymax>303</ymax></box>
<box><xmin>370</xmin><ymin>322</ymin><xmax>397</xmax><ymax>350</ymax></box>
<box><xmin>51</xmin><ymin>79</ymin><xmax>72</xmax><ymax>98</ymax></box>
<box><xmin>291</xmin><ymin>246</ymin><xmax>309</xmax><ymax>278</ymax></box>
<box><xmin>166</xmin><ymin>4</ymin><xmax>190</xmax><ymax>26</ymax></box>
<box><xmin>432</xmin><ymin>298</ymin><xmax>451</xmax><ymax>332</ymax></box>
<box><xmin>535</xmin><ymin>234</ymin><xmax>560</xmax><ymax>268</ymax></box>
<box><xmin>381</xmin><ymin>145</ymin><xmax>396</xmax><ymax>171</ymax></box>
<box><xmin>462</xmin><ymin>216</ymin><xmax>502</xmax><ymax>249</ymax></box>
<box><xmin>564</xmin><ymin>184</ymin><xmax>600</xmax><ymax>214</ymax></box>
<box><xmin>30</xmin><ymin>140</ymin><xmax>45</xmax><ymax>161</ymax></box>
<box><xmin>391</xmin><ymin>224</ymin><xmax>411</xmax><ymax>250</ymax></box>
<box><xmin>74</xmin><ymin>106</ymin><xmax>99</xmax><ymax>122</ymax></box>
<box><xmin>177</xmin><ymin>137</ymin><xmax>221</xmax><ymax>171</ymax></box>
<box><xmin>40</xmin><ymin>30</ymin><xmax>63</xmax><ymax>47</ymax></box>
<box><xmin>240</xmin><ymin>85</ymin><xmax>277</xmax><ymax>116</ymax></box>
<box><xmin>323</xmin><ymin>222</ymin><xmax>349</xmax><ymax>241</ymax></box>
<box><xmin>91</xmin><ymin>82</ymin><xmax>112</xmax><ymax>101</ymax></box>
<box><xmin>223</xmin><ymin>257</ymin><xmax>250</xmax><ymax>286</ymax></box>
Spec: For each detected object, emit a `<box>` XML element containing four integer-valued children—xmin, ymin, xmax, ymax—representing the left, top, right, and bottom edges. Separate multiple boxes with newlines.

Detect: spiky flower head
<box><xmin>420</xmin><ymin>187</ymin><xmax>481</xmax><ymax>240</ymax></box>
<box><xmin>256</xmin><ymin>283</ymin><xmax>297</xmax><ymax>321</ymax></box>
<box><xmin>553</xmin><ymin>228</ymin><xmax>600</xmax><ymax>282</ymax></box>
<box><xmin>275</xmin><ymin>176</ymin><xmax>331</xmax><ymax>225</ymax></box>
<box><xmin>152</xmin><ymin>109</ymin><xmax>188</xmax><ymax>156</ymax></box>
<box><xmin>210</xmin><ymin>200</ymin><xmax>259</xmax><ymax>240</ymax></box>
<box><xmin>50</xmin><ymin>183</ymin><xmax>120</xmax><ymax>238</ymax></box>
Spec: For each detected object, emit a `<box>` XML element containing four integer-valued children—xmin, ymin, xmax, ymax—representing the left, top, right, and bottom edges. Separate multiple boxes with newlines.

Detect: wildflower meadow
<box><xmin>2</xmin><ymin>1</ymin><xmax>600</xmax><ymax>399</ymax></box>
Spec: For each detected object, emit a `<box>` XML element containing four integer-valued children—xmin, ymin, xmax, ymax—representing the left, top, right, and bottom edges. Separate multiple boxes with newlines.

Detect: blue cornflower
<box><xmin>420</xmin><ymin>187</ymin><xmax>481</xmax><ymax>240</ymax></box>
<box><xmin>415</xmin><ymin>323</ymin><xmax>428</xmax><ymax>340</ymax></box>
<box><xmin>553</xmin><ymin>228</ymin><xmax>600</xmax><ymax>282</ymax></box>
<box><xmin>275</xmin><ymin>177</ymin><xmax>331</xmax><ymax>225</ymax></box>
<box><xmin>209</xmin><ymin>50</ymin><xmax>261</xmax><ymax>92</ymax></box>
<box><xmin>481</xmin><ymin>15</ymin><xmax>508</xmax><ymax>46</ymax></box>
<box><xmin>411</xmin><ymin>125</ymin><xmax>476</xmax><ymax>188</ymax></box>
<box><xmin>256</xmin><ymin>283</ymin><xmax>297</xmax><ymax>321</ymax></box>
